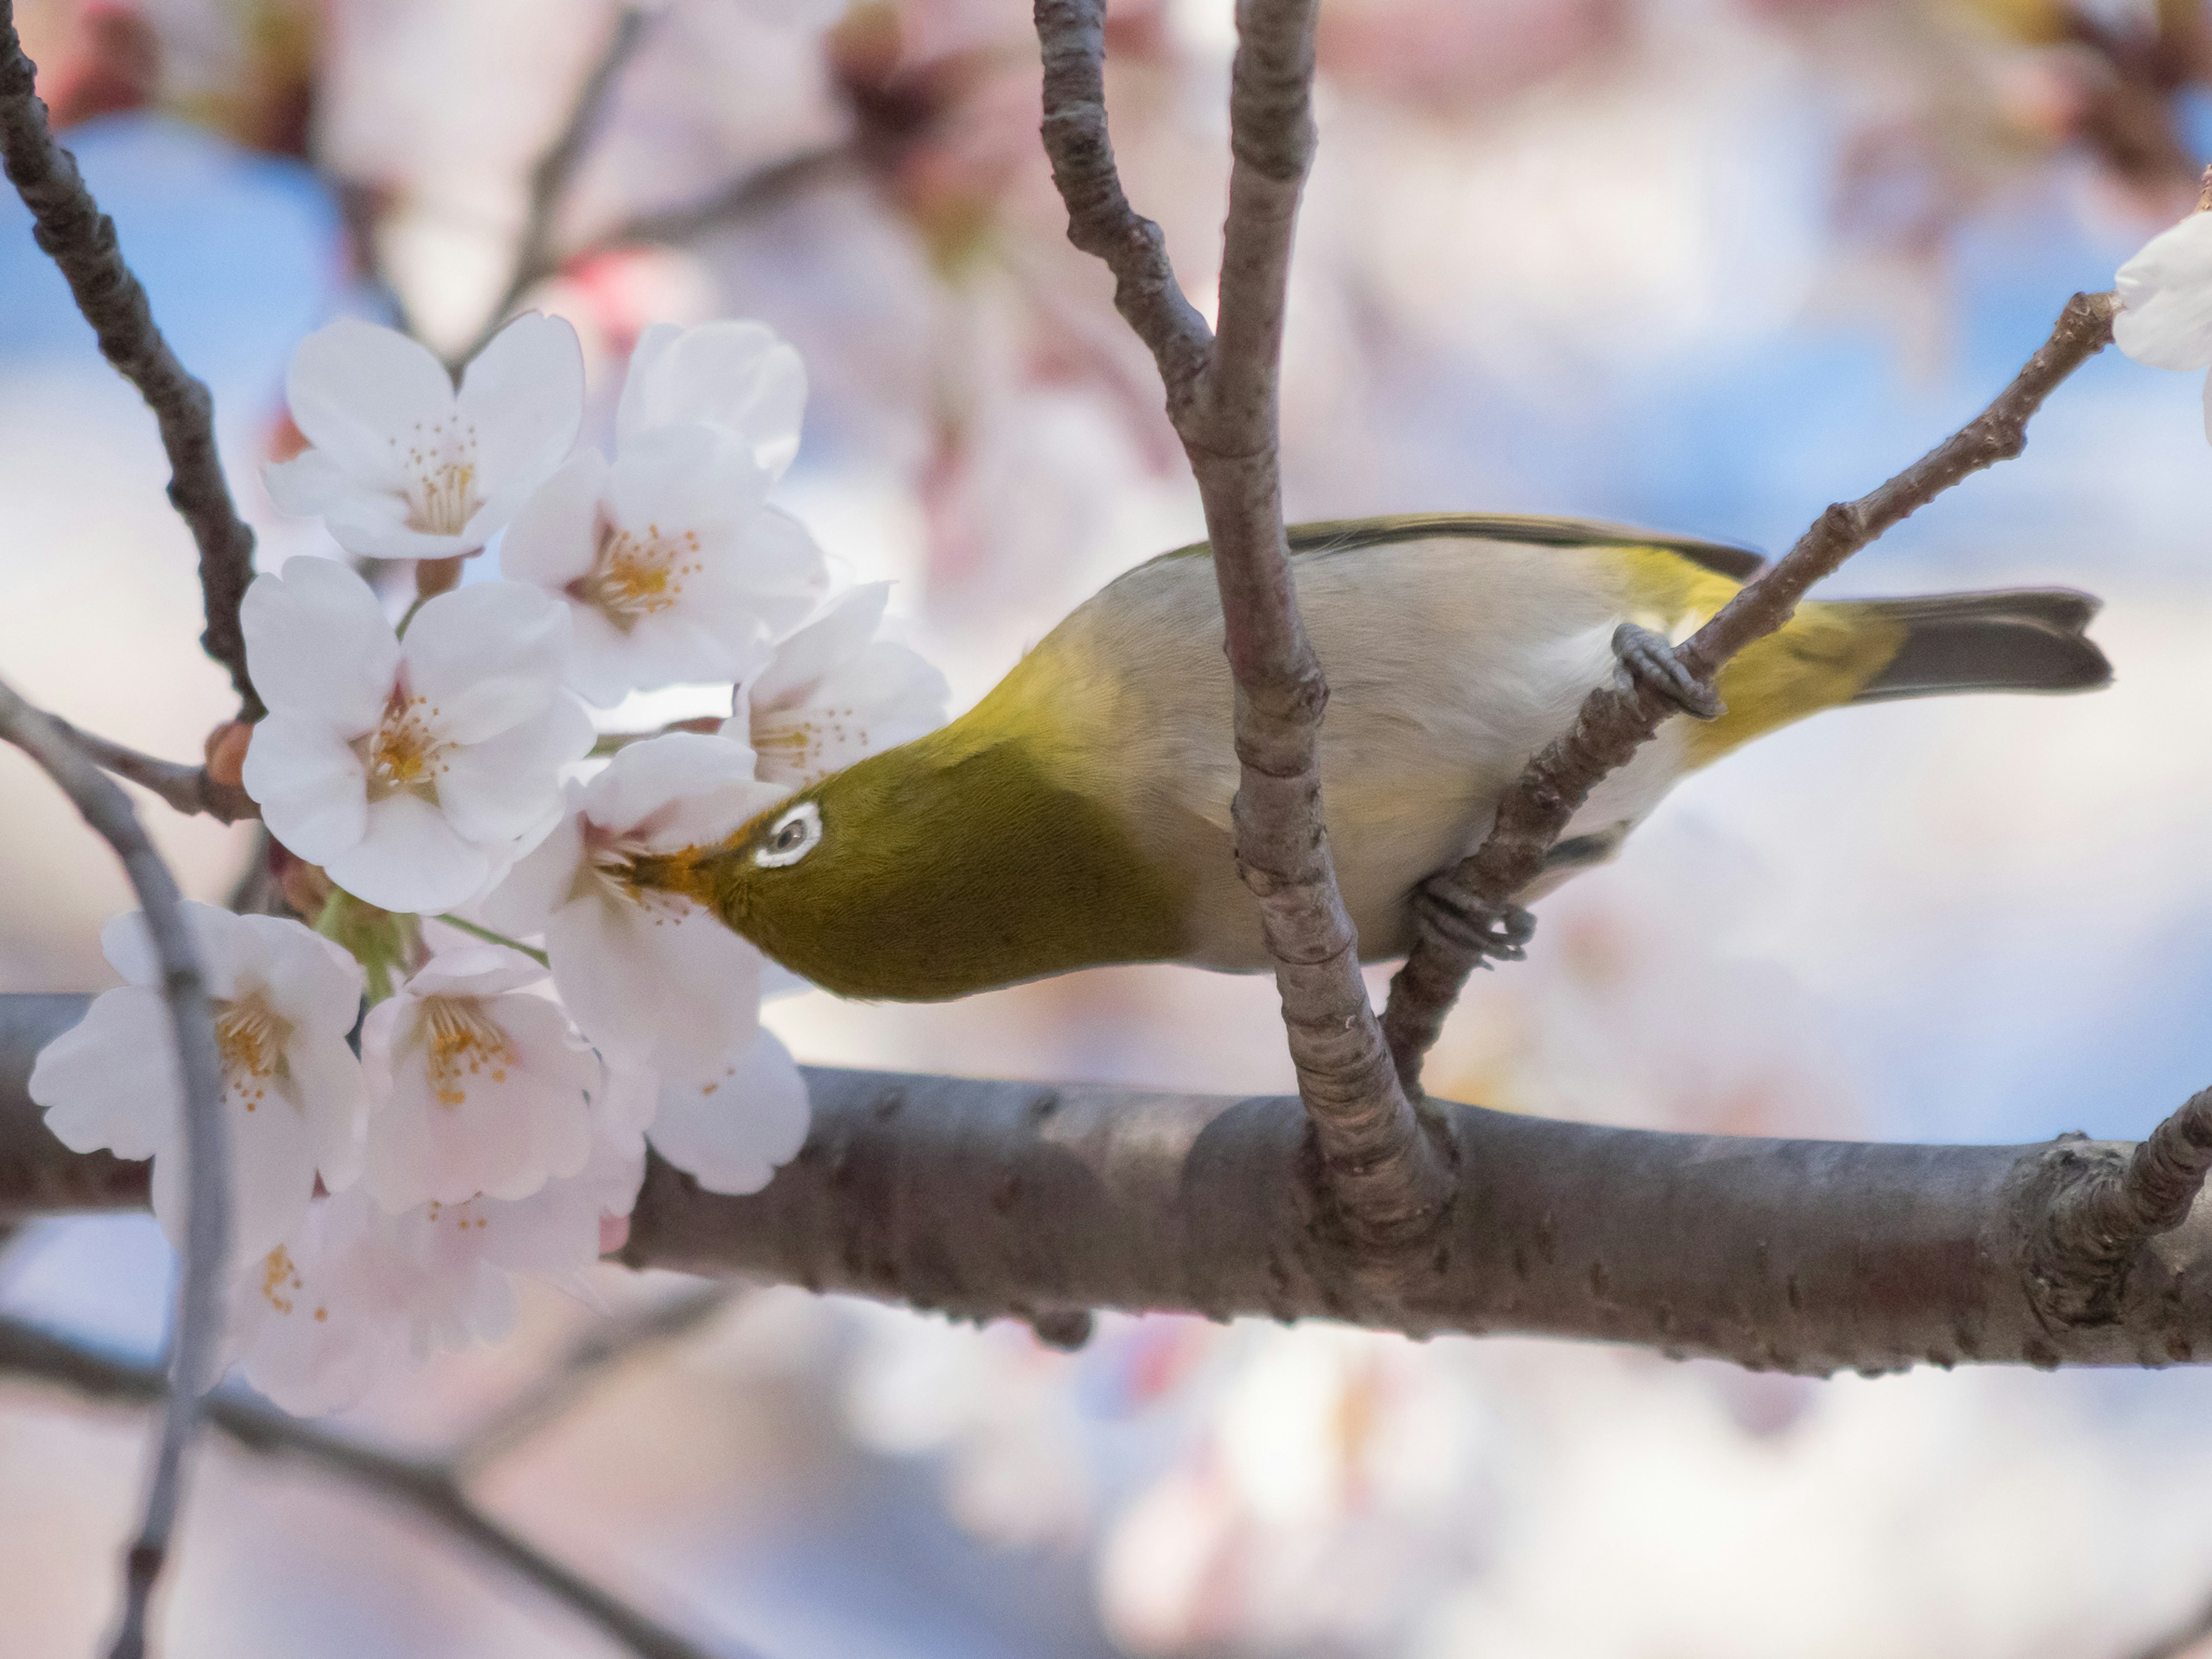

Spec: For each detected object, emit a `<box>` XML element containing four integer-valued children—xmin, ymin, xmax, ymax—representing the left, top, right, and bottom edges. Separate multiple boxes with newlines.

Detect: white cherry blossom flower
<box><xmin>633</xmin><ymin>1027</ymin><xmax>809</xmax><ymax>1196</ymax></box>
<box><xmin>615</xmin><ymin>319</ymin><xmax>808</xmax><ymax>479</ymax></box>
<box><xmin>2115</xmin><ymin>210</ymin><xmax>2212</xmax><ymax>437</ymax></box>
<box><xmin>359</xmin><ymin>946</ymin><xmax>600</xmax><ymax>1211</ymax></box>
<box><xmin>265</xmin><ymin>313</ymin><xmax>584</xmax><ymax>560</ymax></box>
<box><xmin>499</xmin><ymin>423</ymin><xmax>825</xmax><ymax>707</ymax></box>
<box><xmin>31</xmin><ymin>902</ymin><xmax>368</xmax><ymax>1262</ymax></box>
<box><xmin>240</xmin><ymin>556</ymin><xmax>593</xmax><ymax>913</ymax></box>
<box><xmin>482</xmin><ymin>733</ymin><xmax>786</xmax><ymax>1082</ymax></box>
<box><xmin>234</xmin><ymin>1101</ymin><xmax>643</xmax><ymax>1414</ymax></box>
<box><xmin>722</xmin><ymin>582</ymin><xmax>951</xmax><ymax>790</ymax></box>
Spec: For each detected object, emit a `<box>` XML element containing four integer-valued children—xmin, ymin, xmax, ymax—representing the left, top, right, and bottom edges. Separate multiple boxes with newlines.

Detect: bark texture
<box><xmin>7</xmin><ymin>994</ymin><xmax>2210</xmax><ymax>1377</ymax></box>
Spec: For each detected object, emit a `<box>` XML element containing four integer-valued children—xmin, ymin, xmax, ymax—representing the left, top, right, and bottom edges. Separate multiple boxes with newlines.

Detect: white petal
<box><xmin>648</xmin><ymin>1029</ymin><xmax>809</xmax><ymax>1195</ymax></box>
<box><xmin>241</xmin><ymin>559</ymin><xmax>399</xmax><ymax>734</ymax></box>
<box><xmin>582</xmin><ymin>732</ymin><xmax>783</xmax><ymax>849</ymax></box>
<box><xmin>437</xmin><ymin>694</ymin><xmax>592</xmax><ymax>844</ymax></box>
<box><xmin>750</xmin><ymin>584</ymin><xmax>890</xmax><ymax>713</ymax></box>
<box><xmin>263</xmin><ymin>447</ymin><xmax>353</xmax><ymax>517</ymax></box>
<box><xmin>326</xmin><ymin>794</ymin><xmax>490</xmax><ymax>913</ymax></box>
<box><xmin>242</xmin><ymin>713</ymin><xmax>370</xmax><ymax>865</ymax></box>
<box><xmin>401</xmin><ymin>580</ymin><xmax>570</xmax><ymax>745</ymax></box>
<box><xmin>2116</xmin><ymin>212</ymin><xmax>2212</xmax><ymax>371</ymax></box>
<box><xmin>241</xmin><ymin>915</ymin><xmax>367</xmax><ymax>1037</ymax></box>
<box><xmin>547</xmin><ymin>892</ymin><xmax>763</xmax><ymax>1077</ymax></box>
<box><xmin>498</xmin><ymin>450</ymin><xmax>609</xmax><ymax>589</ymax></box>
<box><xmin>29</xmin><ymin>986</ymin><xmax>180</xmax><ymax>1160</ymax></box>
<box><xmin>479</xmin><ymin>796</ymin><xmax>585</xmax><ymax>937</ymax></box>
<box><xmin>459</xmin><ymin>312</ymin><xmax>585</xmax><ymax>532</ymax></box>
<box><xmin>604</xmin><ymin>425</ymin><xmax>766</xmax><ymax>532</ymax></box>
<box><xmin>615</xmin><ymin>320</ymin><xmax>808</xmax><ymax>479</ymax></box>
<box><xmin>286</xmin><ymin>318</ymin><xmax>452</xmax><ymax>485</ymax></box>
<box><xmin>724</xmin><ymin>505</ymin><xmax>831</xmax><ymax>631</ymax></box>
<box><xmin>211</xmin><ymin>1071</ymin><xmax>323</xmax><ymax>1261</ymax></box>
<box><xmin>399</xmin><ymin>945</ymin><xmax>550</xmax><ymax>1000</ymax></box>
<box><xmin>286</xmin><ymin>1027</ymin><xmax>370</xmax><ymax>1193</ymax></box>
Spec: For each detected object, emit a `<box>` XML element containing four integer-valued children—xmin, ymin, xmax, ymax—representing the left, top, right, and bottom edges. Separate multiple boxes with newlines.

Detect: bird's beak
<box><xmin>623</xmin><ymin>845</ymin><xmax>718</xmax><ymax>908</ymax></box>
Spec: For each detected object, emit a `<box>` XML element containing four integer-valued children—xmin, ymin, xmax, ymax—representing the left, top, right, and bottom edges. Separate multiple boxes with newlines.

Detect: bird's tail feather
<box><xmin>1846</xmin><ymin>588</ymin><xmax>2111</xmax><ymax>703</ymax></box>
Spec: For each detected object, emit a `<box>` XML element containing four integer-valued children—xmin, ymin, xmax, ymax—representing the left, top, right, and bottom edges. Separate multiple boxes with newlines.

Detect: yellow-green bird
<box><xmin>633</xmin><ymin>514</ymin><xmax>2109</xmax><ymax>1001</ymax></box>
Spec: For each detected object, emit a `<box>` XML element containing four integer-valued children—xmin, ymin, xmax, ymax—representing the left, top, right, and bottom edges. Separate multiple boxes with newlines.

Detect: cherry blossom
<box><xmin>499</xmin><ymin>424</ymin><xmax>825</xmax><ymax>707</ymax></box>
<box><xmin>2114</xmin><ymin>210</ymin><xmax>2212</xmax><ymax>438</ymax></box>
<box><xmin>359</xmin><ymin>946</ymin><xmax>600</xmax><ymax>1210</ymax></box>
<box><xmin>622</xmin><ymin>1027</ymin><xmax>810</xmax><ymax>1198</ymax></box>
<box><xmin>499</xmin><ymin>318</ymin><xmax>830</xmax><ymax>707</ymax></box>
<box><xmin>264</xmin><ymin>313</ymin><xmax>584</xmax><ymax>560</ymax></box>
<box><xmin>234</xmin><ymin>1096</ymin><xmax>643</xmax><ymax>1414</ymax></box>
<box><xmin>615</xmin><ymin>319</ymin><xmax>808</xmax><ymax>479</ymax></box>
<box><xmin>240</xmin><ymin>556</ymin><xmax>592</xmax><ymax>913</ymax></box>
<box><xmin>30</xmin><ymin>903</ymin><xmax>368</xmax><ymax>1262</ymax></box>
<box><xmin>722</xmin><ymin>582</ymin><xmax>950</xmax><ymax>790</ymax></box>
<box><xmin>482</xmin><ymin>732</ymin><xmax>786</xmax><ymax>1081</ymax></box>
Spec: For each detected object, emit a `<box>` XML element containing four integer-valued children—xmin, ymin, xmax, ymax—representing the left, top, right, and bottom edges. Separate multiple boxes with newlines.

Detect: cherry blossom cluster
<box><xmin>31</xmin><ymin>314</ymin><xmax>948</xmax><ymax>1414</ymax></box>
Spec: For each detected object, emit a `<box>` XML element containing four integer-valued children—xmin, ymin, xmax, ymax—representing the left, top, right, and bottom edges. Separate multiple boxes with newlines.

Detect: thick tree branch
<box><xmin>1036</xmin><ymin>0</ymin><xmax>1448</xmax><ymax>1252</ymax></box>
<box><xmin>13</xmin><ymin>993</ymin><xmax>2212</xmax><ymax>1373</ymax></box>
<box><xmin>0</xmin><ymin>1316</ymin><xmax>745</xmax><ymax>1659</ymax></box>
<box><xmin>0</xmin><ymin>691</ymin><xmax>230</xmax><ymax>1659</ymax></box>
<box><xmin>1380</xmin><ymin>290</ymin><xmax>2123</xmax><ymax>1089</ymax></box>
<box><xmin>0</xmin><ymin>4</ymin><xmax>261</xmax><ymax>718</ymax></box>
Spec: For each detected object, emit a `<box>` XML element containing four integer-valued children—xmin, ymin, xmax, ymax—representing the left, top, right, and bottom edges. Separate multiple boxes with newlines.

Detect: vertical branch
<box><xmin>1378</xmin><ymin>290</ymin><xmax>2123</xmax><ymax>1089</ymax></box>
<box><xmin>0</xmin><ymin>5</ymin><xmax>261</xmax><ymax>718</ymax></box>
<box><xmin>1035</xmin><ymin>0</ymin><xmax>1449</xmax><ymax>1251</ymax></box>
<box><xmin>0</xmin><ymin>681</ymin><xmax>230</xmax><ymax>1659</ymax></box>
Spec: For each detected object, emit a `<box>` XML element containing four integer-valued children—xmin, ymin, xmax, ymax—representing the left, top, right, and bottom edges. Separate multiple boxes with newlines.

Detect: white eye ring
<box><xmin>754</xmin><ymin>801</ymin><xmax>822</xmax><ymax>869</ymax></box>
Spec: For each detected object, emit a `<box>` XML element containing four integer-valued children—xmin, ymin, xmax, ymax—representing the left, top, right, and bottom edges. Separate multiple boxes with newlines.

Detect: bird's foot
<box><xmin>1415</xmin><ymin>874</ymin><xmax>1535</xmax><ymax>969</ymax></box>
<box><xmin>1612</xmin><ymin>623</ymin><xmax>1724</xmax><ymax>721</ymax></box>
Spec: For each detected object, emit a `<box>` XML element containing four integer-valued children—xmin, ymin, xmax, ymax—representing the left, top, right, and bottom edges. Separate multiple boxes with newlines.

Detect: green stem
<box><xmin>434</xmin><ymin>915</ymin><xmax>552</xmax><ymax>968</ymax></box>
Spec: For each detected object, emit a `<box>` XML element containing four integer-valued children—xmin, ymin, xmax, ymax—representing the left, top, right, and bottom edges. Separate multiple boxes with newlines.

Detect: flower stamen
<box><xmin>401</xmin><ymin>417</ymin><xmax>483</xmax><ymax>536</ymax></box>
<box><xmin>419</xmin><ymin>997</ymin><xmax>516</xmax><ymax>1109</ymax></box>
<box><xmin>573</xmin><ymin>521</ymin><xmax>704</xmax><ymax>628</ymax></box>
<box><xmin>217</xmin><ymin>990</ymin><xmax>292</xmax><ymax>1113</ymax></box>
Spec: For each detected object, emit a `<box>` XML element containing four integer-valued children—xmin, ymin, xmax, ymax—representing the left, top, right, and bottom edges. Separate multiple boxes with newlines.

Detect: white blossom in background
<box><xmin>2114</xmin><ymin>210</ymin><xmax>2212</xmax><ymax>438</ymax></box>
<box><xmin>722</xmin><ymin>582</ymin><xmax>951</xmax><ymax>790</ymax></box>
<box><xmin>500</xmin><ymin>319</ymin><xmax>828</xmax><ymax>707</ymax></box>
<box><xmin>30</xmin><ymin>903</ymin><xmax>369</xmax><ymax>1261</ymax></box>
<box><xmin>359</xmin><ymin>945</ymin><xmax>600</xmax><ymax>1210</ymax></box>
<box><xmin>240</xmin><ymin>556</ymin><xmax>593</xmax><ymax>913</ymax></box>
<box><xmin>482</xmin><ymin>732</ymin><xmax>812</xmax><ymax>1194</ymax></box>
<box><xmin>265</xmin><ymin>313</ymin><xmax>584</xmax><ymax>559</ymax></box>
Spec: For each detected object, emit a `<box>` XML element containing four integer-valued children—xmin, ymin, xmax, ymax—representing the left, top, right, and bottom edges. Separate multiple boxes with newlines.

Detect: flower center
<box><xmin>362</xmin><ymin>686</ymin><xmax>450</xmax><ymax>803</ymax></box>
<box><xmin>398</xmin><ymin>416</ymin><xmax>483</xmax><ymax>536</ymax></box>
<box><xmin>216</xmin><ymin>990</ymin><xmax>291</xmax><ymax>1113</ymax></box>
<box><xmin>573</xmin><ymin>521</ymin><xmax>703</xmax><ymax>628</ymax></box>
<box><xmin>419</xmin><ymin>997</ymin><xmax>514</xmax><ymax>1108</ymax></box>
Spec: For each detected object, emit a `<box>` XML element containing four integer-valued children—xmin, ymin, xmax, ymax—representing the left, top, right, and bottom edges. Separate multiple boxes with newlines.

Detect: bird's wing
<box><xmin>1152</xmin><ymin>513</ymin><xmax>1768</xmax><ymax>584</ymax></box>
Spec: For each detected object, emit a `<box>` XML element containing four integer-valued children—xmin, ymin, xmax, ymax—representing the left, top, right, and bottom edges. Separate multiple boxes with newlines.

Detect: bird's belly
<box><xmin>1167</xmin><ymin>698</ymin><xmax>1695</xmax><ymax>972</ymax></box>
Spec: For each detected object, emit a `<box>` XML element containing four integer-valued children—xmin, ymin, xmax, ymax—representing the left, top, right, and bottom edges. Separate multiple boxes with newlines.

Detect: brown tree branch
<box><xmin>0</xmin><ymin>1316</ymin><xmax>748</xmax><ymax>1659</ymax></box>
<box><xmin>13</xmin><ymin>993</ymin><xmax>2212</xmax><ymax>1371</ymax></box>
<box><xmin>560</xmin><ymin>141</ymin><xmax>858</xmax><ymax>273</ymax></box>
<box><xmin>44</xmin><ymin>715</ymin><xmax>257</xmax><ymax>824</ymax></box>
<box><xmin>451</xmin><ymin>5</ymin><xmax>654</xmax><ymax>368</ymax></box>
<box><xmin>1380</xmin><ymin>289</ymin><xmax>2123</xmax><ymax>1090</ymax></box>
<box><xmin>0</xmin><ymin>690</ymin><xmax>230</xmax><ymax>1659</ymax></box>
<box><xmin>0</xmin><ymin>4</ymin><xmax>261</xmax><ymax>718</ymax></box>
<box><xmin>1035</xmin><ymin>0</ymin><xmax>1448</xmax><ymax>1252</ymax></box>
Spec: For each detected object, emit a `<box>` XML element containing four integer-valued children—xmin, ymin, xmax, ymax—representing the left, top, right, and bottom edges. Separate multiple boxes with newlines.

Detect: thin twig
<box><xmin>450</xmin><ymin>5</ymin><xmax>654</xmax><ymax>368</ymax></box>
<box><xmin>2031</xmin><ymin>1086</ymin><xmax>2212</xmax><ymax>1324</ymax></box>
<box><xmin>1034</xmin><ymin>0</ymin><xmax>1449</xmax><ymax>1253</ymax></box>
<box><xmin>1378</xmin><ymin>290</ymin><xmax>2123</xmax><ymax>1092</ymax></box>
<box><xmin>565</xmin><ymin>141</ymin><xmax>857</xmax><ymax>268</ymax></box>
<box><xmin>0</xmin><ymin>1317</ymin><xmax>747</xmax><ymax>1659</ymax></box>
<box><xmin>0</xmin><ymin>5</ymin><xmax>260</xmax><ymax>717</ymax></box>
<box><xmin>44</xmin><ymin>715</ymin><xmax>257</xmax><ymax>823</ymax></box>
<box><xmin>0</xmin><ymin>682</ymin><xmax>230</xmax><ymax>1659</ymax></box>
<box><xmin>451</xmin><ymin>1284</ymin><xmax>738</xmax><ymax>1476</ymax></box>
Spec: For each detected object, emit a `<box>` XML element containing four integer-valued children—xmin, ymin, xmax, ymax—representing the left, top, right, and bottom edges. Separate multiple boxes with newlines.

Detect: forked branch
<box><xmin>1035</xmin><ymin>0</ymin><xmax>1448</xmax><ymax>1252</ymax></box>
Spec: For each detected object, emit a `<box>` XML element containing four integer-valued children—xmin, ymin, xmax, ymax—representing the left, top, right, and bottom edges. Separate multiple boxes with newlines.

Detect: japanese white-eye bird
<box><xmin>633</xmin><ymin>514</ymin><xmax>2109</xmax><ymax>1001</ymax></box>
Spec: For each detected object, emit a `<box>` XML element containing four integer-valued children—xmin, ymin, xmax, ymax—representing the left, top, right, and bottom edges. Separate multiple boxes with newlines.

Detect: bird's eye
<box><xmin>753</xmin><ymin>801</ymin><xmax>822</xmax><ymax>868</ymax></box>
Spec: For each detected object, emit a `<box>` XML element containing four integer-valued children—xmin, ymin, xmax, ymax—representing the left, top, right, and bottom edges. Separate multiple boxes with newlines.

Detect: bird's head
<box><xmin>622</xmin><ymin>731</ymin><xmax>1185</xmax><ymax>1002</ymax></box>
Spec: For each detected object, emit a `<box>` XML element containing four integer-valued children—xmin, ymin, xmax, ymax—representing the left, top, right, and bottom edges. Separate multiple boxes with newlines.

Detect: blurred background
<box><xmin>6</xmin><ymin>0</ymin><xmax>2212</xmax><ymax>1653</ymax></box>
